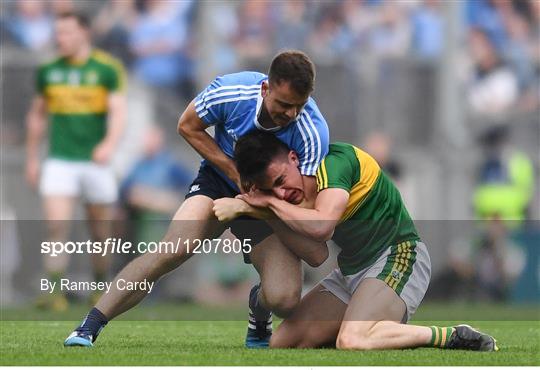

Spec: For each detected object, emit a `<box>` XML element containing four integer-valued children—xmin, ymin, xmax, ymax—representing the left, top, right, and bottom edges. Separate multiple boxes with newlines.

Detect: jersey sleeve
<box><xmin>293</xmin><ymin>104</ymin><xmax>330</xmax><ymax>177</ymax></box>
<box><xmin>104</xmin><ymin>60</ymin><xmax>127</xmax><ymax>93</ymax></box>
<box><xmin>316</xmin><ymin>145</ymin><xmax>359</xmax><ymax>193</ymax></box>
<box><xmin>36</xmin><ymin>65</ymin><xmax>47</xmax><ymax>95</ymax></box>
<box><xmin>193</xmin><ymin>76</ymin><xmax>228</xmax><ymax>126</ymax></box>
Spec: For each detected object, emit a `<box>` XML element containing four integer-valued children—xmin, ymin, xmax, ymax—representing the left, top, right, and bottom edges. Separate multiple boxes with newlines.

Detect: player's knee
<box><xmin>269</xmin><ymin>324</ymin><xmax>298</xmax><ymax>348</ymax></box>
<box><xmin>262</xmin><ymin>291</ymin><xmax>300</xmax><ymax>317</ymax></box>
<box><xmin>305</xmin><ymin>247</ymin><xmax>329</xmax><ymax>268</ymax></box>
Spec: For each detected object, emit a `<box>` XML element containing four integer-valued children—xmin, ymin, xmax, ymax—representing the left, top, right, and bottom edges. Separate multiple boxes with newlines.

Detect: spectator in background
<box><xmin>307</xmin><ymin>4</ymin><xmax>353</xmax><ymax>64</ymax></box>
<box><xmin>368</xmin><ymin>2</ymin><xmax>410</xmax><ymax>58</ymax></box>
<box><xmin>410</xmin><ymin>0</ymin><xmax>444</xmax><ymax>60</ymax></box>
<box><xmin>467</xmin><ymin>28</ymin><xmax>518</xmax><ymax>119</ymax></box>
<box><xmin>363</xmin><ymin>131</ymin><xmax>402</xmax><ymax>181</ymax></box>
<box><xmin>129</xmin><ymin>0</ymin><xmax>195</xmax><ymax>99</ymax></box>
<box><xmin>503</xmin><ymin>11</ymin><xmax>535</xmax><ymax>91</ymax></box>
<box><xmin>120</xmin><ymin>125</ymin><xmax>193</xmax><ymax>223</ymax></box>
<box><xmin>49</xmin><ymin>0</ymin><xmax>75</xmax><ymax>16</ymax></box>
<box><xmin>466</xmin><ymin>0</ymin><xmax>510</xmax><ymax>53</ymax></box>
<box><xmin>204</xmin><ymin>2</ymin><xmax>240</xmax><ymax>75</ymax></box>
<box><xmin>233</xmin><ymin>1</ymin><xmax>275</xmax><ymax>70</ymax></box>
<box><xmin>5</xmin><ymin>0</ymin><xmax>53</xmax><ymax>51</ymax></box>
<box><xmin>92</xmin><ymin>0</ymin><xmax>137</xmax><ymax>66</ymax></box>
<box><xmin>274</xmin><ymin>1</ymin><xmax>310</xmax><ymax>52</ymax></box>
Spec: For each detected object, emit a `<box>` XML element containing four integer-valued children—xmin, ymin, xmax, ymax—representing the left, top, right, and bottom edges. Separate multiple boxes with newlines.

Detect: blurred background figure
<box><xmin>4</xmin><ymin>0</ymin><xmax>53</xmax><ymax>51</ymax></box>
<box><xmin>233</xmin><ymin>1</ymin><xmax>275</xmax><ymax>70</ymax></box>
<box><xmin>119</xmin><ymin>124</ymin><xmax>192</xmax><ymax>246</ymax></box>
<box><xmin>49</xmin><ymin>0</ymin><xmax>75</xmax><ymax>15</ymax></box>
<box><xmin>194</xmin><ymin>232</ymin><xmax>257</xmax><ymax>307</ymax></box>
<box><xmin>467</xmin><ymin>28</ymin><xmax>519</xmax><ymax>120</ymax></box>
<box><xmin>410</xmin><ymin>0</ymin><xmax>444</xmax><ymax>60</ymax></box>
<box><xmin>431</xmin><ymin>125</ymin><xmax>533</xmax><ymax>302</ymax></box>
<box><xmin>129</xmin><ymin>0</ymin><xmax>196</xmax><ymax>125</ymax></box>
<box><xmin>24</xmin><ymin>12</ymin><xmax>127</xmax><ymax>311</ymax></box>
<box><xmin>92</xmin><ymin>0</ymin><xmax>137</xmax><ymax>66</ymax></box>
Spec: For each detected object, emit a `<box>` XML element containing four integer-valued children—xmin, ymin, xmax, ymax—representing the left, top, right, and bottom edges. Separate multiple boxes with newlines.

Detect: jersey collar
<box><xmin>254</xmin><ymin>79</ymin><xmax>282</xmax><ymax>133</ymax></box>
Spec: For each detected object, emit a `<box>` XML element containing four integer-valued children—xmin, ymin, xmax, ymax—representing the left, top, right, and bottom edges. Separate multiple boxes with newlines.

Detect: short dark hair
<box><xmin>56</xmin><ymin>12</ymin><xmax>90</xmax><ymax>30</ymax></box>
<box><xmin>268</xmin><ymin>50</ymin><xmax>315</xmax><ymax>97</ymax></box>
<box><xmin>234</xmin><ymin>131</ymin><xmax>290</xmax><ymax>190</ymax></box>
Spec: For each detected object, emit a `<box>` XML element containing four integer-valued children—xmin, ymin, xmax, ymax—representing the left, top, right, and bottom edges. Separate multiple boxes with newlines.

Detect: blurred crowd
<box><xmin>1</xmin><ymin>0</ymin><xmax>538</xmax><ymax>305</ymax></box>
<box><xmin>2</xmin><ymin>0</ymin><xmax>539</xmax><ymax>117</ymax></box>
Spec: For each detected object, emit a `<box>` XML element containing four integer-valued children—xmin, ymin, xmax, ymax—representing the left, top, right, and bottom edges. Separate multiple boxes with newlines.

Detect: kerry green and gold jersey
<box><xmin>316</xmin><ymin>142</ymin><xmax>420</xmax><ymax>275</ymax></box>
<box><xmin>36</xmin><ymin>49</ymin><xmax>126</xmax><ymax>160</ymax></box>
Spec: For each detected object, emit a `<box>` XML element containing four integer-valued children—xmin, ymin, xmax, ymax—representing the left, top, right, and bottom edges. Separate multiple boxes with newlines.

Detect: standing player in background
<box><xmin>25</xmin><ymin>12</ymin><xmax>126</xmax><ymax>311</ymax></box>
<box><xmin>65</xmin><ymin>50</ymin><xmax>329</xmax><ymax>348</ymax></box>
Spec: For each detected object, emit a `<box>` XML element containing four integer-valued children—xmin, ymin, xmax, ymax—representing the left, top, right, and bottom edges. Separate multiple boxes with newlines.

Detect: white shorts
<box><xmin>320</xmin><ymin>240</ymin><xmax>431</xmax><ymax>323</ymax></box>
<box><xmin>39</xmin><ymin>158</ymin><xmax>118</xmax><ymax>204</ymax></box>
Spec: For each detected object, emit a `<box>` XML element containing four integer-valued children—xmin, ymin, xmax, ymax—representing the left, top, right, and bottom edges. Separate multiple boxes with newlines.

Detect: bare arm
<box><xmin>240</xmin><ymin>188</ymin><xmax>349</xmax><ymax>242</ymax></box>
<box><xmin>25</xmin><ymin>96</ymin><xmax>47</xmax><ymax>188</ymax></box>
<box><xmin>213</xmin><ymin>197</ymin><xmax>329</xmax><ymax>267</ymax></box>
<box><xmin>178</xmin><ymin>100</ymin><xmax>241</xmax><ymax>188</ymax></box>
<box><xmin>93</xmin><ymin>92</ymin><xmax>127</xmax><ymax>164</ymax></box>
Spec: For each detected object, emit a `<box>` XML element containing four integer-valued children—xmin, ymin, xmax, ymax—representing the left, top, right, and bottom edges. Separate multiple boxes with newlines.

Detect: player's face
<box><xmin>55</xmin><ymin>18</ymin><xmax>88</xmax><ymax>57</ymax></box>
<box><xmin>256</xmin><ymin>151</ymin><xmax>305</xmax><ymax>204</ymax></box>
<box><xmin>261</xmin><ymin>81</ymin><xmax>309</xmax><ymax>127</ymax></box>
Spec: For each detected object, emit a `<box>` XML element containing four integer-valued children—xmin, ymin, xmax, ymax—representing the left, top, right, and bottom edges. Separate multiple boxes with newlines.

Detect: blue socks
<box><xmin>249</xmin><ymin>284</ymin><xmax>271</xmax><ymax>321</ymax></box>
<box><xmin>78</xmin><ymin>307</ymin><xmax>108</xmax><ymax>340</ymax></box>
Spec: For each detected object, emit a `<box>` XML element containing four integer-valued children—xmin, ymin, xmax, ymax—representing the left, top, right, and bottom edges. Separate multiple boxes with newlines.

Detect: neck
<box><xmin>68</xmin><ymin>44</ymin><xmax>92</xmax><ymax>64</ymax></box>
<box><xmin>258</xmin><ymin>102</ymin><xmax>279</xmax><ymax>129</ymax></box>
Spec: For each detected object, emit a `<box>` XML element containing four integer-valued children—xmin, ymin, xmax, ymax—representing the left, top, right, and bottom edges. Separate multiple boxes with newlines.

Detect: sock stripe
<box><xmin>440</xmin><ymin>327</ymin><xmax>448</xmax><ymax>347</ymax></box>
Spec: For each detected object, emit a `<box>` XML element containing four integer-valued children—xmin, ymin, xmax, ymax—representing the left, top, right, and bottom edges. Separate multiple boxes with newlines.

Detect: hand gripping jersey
<box><xmin>194</xmin><ymin>71</ymin><xmax>329</xmax><ymax>188</ymax></box>
<box><xmin>37</xmin><ymin>49</ymin><xmax>126</xmax><ymax>161</ymax></box>
<box><xmin>316</xmin><ymin>143</ymin><xmax>420</xmax><ymax>275</ymax></box>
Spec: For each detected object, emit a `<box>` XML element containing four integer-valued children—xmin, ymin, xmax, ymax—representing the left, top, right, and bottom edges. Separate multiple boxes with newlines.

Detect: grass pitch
<box><xmin>1</xmin><ymin>304</ymin><xmax>538</xmax><ymax>366</ymax></box>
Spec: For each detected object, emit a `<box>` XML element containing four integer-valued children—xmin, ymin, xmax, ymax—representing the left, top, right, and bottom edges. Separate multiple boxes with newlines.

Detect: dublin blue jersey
<box><xmin>194</xmin><ymin>71</ymin><xmax>329</xmax><ymax>189</ymax></box>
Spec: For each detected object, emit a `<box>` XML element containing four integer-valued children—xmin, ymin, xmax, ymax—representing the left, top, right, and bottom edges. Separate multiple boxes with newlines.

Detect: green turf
<box><xmin>1</xmin><ymin>305</ymin><xmax>539</xmax><ymax>365</ymax></box>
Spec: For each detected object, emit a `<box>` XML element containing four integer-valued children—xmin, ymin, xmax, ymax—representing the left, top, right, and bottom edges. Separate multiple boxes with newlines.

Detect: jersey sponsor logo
<box><xmin>189</xmin><ymin>184</ymin><xmax>200</xmax><ymax>193</ymax></box>
<box><xmin>85</xmin><ymin>70</ymin><xmax>99</xmax><ymax>85</ymax></box>
<box><xmin>48</xmin><ymin>69</ymin><xmax>63</xmax><ymax>83</ymax></box>
<box><xmin>67</xmin><ymin>70</ymin><xmax>81</xmax><ymax>86</ymax></box>
<box><xmin>45</xmin><ymin>85</ymin><xmax>108</xmax><ymax>114</ymax></box>
<box><xmin>391</xmin><ymin>270</ymin><xmax>402</xmax><ymax>280</ymax></box>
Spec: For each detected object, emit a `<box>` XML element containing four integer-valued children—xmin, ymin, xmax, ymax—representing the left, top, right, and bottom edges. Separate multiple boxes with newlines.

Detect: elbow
<box><xmin>311</xmin><ymin>228</ymin><xmax>334</xmax><ymax>243</ymax></box>
<box><xmin>177</xmin><ymin>117</ymin><xmax>188</xmax><ymax>137</ymax></box>
<box><xmin>305</xmin><ymin>245</ymin><xmax>329</xmax><ymax>267</ymax></box>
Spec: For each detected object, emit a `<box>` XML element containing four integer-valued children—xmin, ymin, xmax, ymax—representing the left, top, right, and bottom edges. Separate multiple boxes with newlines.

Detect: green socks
<box><xmin>429</xmin><ymin>326</ymin><xmax>455</xmax><ymax>348</ymax></box>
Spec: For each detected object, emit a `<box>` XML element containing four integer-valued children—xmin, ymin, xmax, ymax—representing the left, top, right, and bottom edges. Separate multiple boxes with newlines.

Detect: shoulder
<box><xmin>90</xmin><ymin>49</ymin><xmax>125</xmax><ymax>73</ymax></box>
<box><xmin>298</xmin><ymin>98</ymin><xmax>328</xmax><ymax>129</ymax></box>
<box><xmin>37</xmin><ymin>56</ymin><xmax>63</xmax><ymax>73</ymax></box>
<box><xmin>327</xmin><ymin>143</ymin><xmax>358</xmax><ymax>161</ymax></box>
<box><xmin>211</xmin><ymin>71</ymin><xmax>266</xmax><ymax>88</ymax></box>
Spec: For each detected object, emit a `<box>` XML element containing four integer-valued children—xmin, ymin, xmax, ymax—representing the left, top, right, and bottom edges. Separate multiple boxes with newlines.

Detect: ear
<box><xmin>289</xmin><ymin>150</ymin><xmax>299</xmax><ymax>166</ymax></box>
<box><xmin>261</xmin><ymin>81</ymin><xmax>269</xmax><ymax>97</ymax></box>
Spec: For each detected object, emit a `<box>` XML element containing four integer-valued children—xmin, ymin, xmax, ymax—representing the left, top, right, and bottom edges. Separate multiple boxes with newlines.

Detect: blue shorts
<box><xmin>185</xmin><ymin>164</ymin><xmax>273</xmax><ymax>263</ymax></box>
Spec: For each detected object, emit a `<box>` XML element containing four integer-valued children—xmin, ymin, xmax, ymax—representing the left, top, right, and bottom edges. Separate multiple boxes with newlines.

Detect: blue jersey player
<box><xmin>64</xmin><ymin>50</ymin><xmax>330</xmax><ymax>348</ymax></box>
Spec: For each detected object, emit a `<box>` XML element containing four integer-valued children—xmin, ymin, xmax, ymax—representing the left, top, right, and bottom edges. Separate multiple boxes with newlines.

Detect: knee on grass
<box><xmin>261</xmin><ymin>290</ymin><xmax>300</xmax><ymax>318</ymax></box>
<box><xmin>270</xmin><ymin>323</ymin><xmax>321</xmax><ymax>349</ymax></box>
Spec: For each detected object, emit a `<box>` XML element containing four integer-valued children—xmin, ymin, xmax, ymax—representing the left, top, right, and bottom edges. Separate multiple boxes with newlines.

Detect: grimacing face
<box><xmin>255</xmin><ymin>151</ymin><xmax>305</xmax><ymax>204</ymax></box>
<box><xmin>261</xmin><ymin>81</ymin><xmax>309</xmax><ymax>127</ymax></box>
<box><xmin>55</xmin><ymin>17</ymin><xmax>88</xmax><ymax>58</ymax></box>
